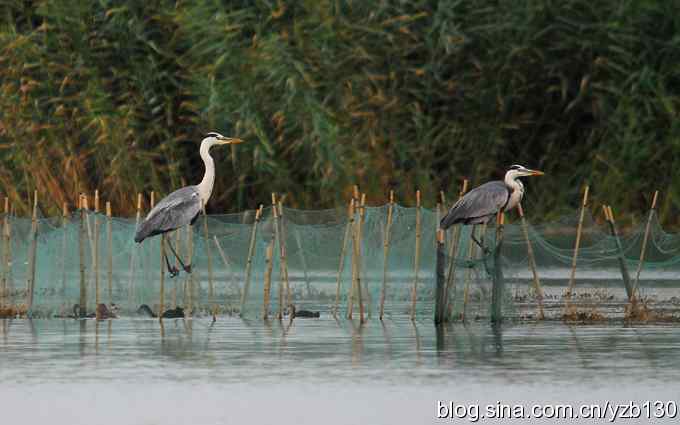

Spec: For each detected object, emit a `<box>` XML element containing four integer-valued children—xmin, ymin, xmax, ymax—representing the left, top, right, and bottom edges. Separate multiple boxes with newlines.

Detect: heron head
<box><xmin>203</xmin><ymin>131</ymin><xmax>244</xmax><ymax>146</ymax></box>
<box><xmin>507</xmin><ymin>164</ymin><xmax>544</xmax><ymax>178</ymax></box>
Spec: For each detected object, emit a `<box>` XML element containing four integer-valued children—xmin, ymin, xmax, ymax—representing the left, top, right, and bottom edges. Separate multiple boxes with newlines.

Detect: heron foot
<box><xmin>183</xmin><ymin>264</ymin><xmax>192</xmax><ymax>274</ymax></box>
<box><xmin>168</xmin><ymin>266</ymin><xmax>180</xmax><ymax>278</ymax></box>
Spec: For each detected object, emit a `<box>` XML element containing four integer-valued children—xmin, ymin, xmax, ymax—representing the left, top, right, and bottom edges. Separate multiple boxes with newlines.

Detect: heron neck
<box><xmin>197</xmin><ymin>142</ymin><xmax>215</xmax><ymax>206</ymax></box>
<box><xmin>504</xmin><ymin>172</ymin><xmax>523</xmax><ymax>193</ymax></box>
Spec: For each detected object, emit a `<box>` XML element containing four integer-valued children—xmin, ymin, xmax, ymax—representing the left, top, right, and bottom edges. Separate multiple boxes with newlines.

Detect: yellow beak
<box><xmin>529</xmin><ymin>169</ymin><xmax>545</xmax><ymax>176</ymax></box>
<box><xmin>217</xmin><ymin>137</ymin><xmax>244</xmax><ymax>145</ymax></box>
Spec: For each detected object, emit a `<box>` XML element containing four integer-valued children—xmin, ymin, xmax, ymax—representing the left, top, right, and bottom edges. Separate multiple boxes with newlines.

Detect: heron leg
<box><xmin>165</xmin><ymin>237</ymin><xmax>191</xmax><ymax>274</ymax></box>
<box><xmin>161</xmin><ymin>236</ymin><xmax>180</xmax><ymax>278</ymax></box>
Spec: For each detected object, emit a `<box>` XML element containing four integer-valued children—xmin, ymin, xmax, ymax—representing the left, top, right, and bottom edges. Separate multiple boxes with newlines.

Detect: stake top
<box><xmin>136</xmin><ymin>193</ymin><xmax>142</xmax><ymax>211</ymax></box>
<box><xmin>106</xmin><ymin>201</ymin><xmax>111</xmax><ymax>217</ymax></box>
<box><xmin>652</xmin><ymin>190</ymin><xmax>659</xmax><ymax>209</ymax></box>
<box><xmin>416</xmin><ymin>189</ymin><xmax>421</xmax><ymax>207</ymax></box>
<box><xmin>94</xmin><ymin>190</ymin><xmax>100</xmax><ymax>212</ymax></box>
<box><xmin>582</xmin><ymin>185</ymin><xmax>590</xmax><ymax>206</ymax></box>
<box><xmin>62</xmin><ymin>202</ymin><xmax>68</xmax><ymax>217</ymax></box>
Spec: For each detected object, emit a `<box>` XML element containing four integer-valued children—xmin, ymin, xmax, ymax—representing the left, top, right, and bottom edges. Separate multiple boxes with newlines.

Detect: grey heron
<box><xmin>440</xmin><ymin>164</ymin><xmax>544</xmax><ymax>253</ymax></box>
<box><xmin>134</xmin><ymin>132</ymin><xmax>244</xmax><ymax>277</ymax></box>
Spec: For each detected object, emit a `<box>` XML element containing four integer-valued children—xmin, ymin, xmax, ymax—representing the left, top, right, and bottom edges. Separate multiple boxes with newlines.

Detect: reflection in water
<box><xmin>0</xmin><ymin>318</ymin><xmax>679</xmax><ymax>386</ymax></box>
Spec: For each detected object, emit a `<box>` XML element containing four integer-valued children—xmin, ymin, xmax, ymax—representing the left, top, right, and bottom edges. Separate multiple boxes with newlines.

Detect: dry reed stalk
<box><xmin>78</xmin><ymin>195</ymin><xmax>87</xmax><ymax>317</ymax></box>
<box><xmin>106</xmin><ymin>201</ymin><xmax>112</xmax><ymax>304</ymax></box>
<box><xmin>201</xmin><ymin>203</ymin><xmax>215</xmax><ymax>316</ymax></box>
<box><xmin>379</xmin><ymin>191</ymin><xmax>395</xmax><ymax>320</ymax></box>
<box><xmin>26</xmin><ymin>190</ymin><xmax>38</xmax><ymax>314</ymax></box>
<box><xmin>517</xmin><ymin>203</ymin><xmax>544</xmax><ymax>319</ymax></box>
<box><xmin>444</xmin><ymin>179</ymin><xmax>468</xmax><ymax>319</ymax></box>
<box><xmin>127</xmin><ymin>193</ymin><xmax>143</xmax><ymax>309</ymax></box>
<box><xmin>94</xmin><ymin>190</ymin><xmax>100</xmax><ymax>307</ymax></box>
<box><xmin>240</xmin><ymin>205</ymin><xmax>263</xmax><ymax>316</ymax></box>
<box><xmin>334</xmin><ymin>199</ymin><xmax>354</xmax><ymax>316</ymax></box>
<box><xmin>566</xmin><ymin>185</ymin><xmax>589</xmax><ymax>304</ymax></box>
<box><xmin>60</xmin><ymin>202</ymin><xmax>68</xmax><ymax>297</ymax></box>
<box><xmin>633</xmin><ymin>191</ymin><xmax>659</xmax><ymax>299</ymax></box>
<box><xmin>410</xmin><ymin>190</ymin><xmax>422</xmax><ymax>320</ymax></box>
<box><xmin>277</xmin><ymin>201</ymin><xmax>291</xmax><ymax>309</ymax></box>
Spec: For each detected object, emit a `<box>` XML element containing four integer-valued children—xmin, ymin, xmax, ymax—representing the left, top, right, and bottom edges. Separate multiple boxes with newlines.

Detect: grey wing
<box><xmin>134</xmin><ymin>186</ymin><xmax>202</xmax><ymax>242</ymax></box>
<box><xmin>440</xmin><ymin>181</ymin><xmax>509</xmax><ymax>229</ymax></box>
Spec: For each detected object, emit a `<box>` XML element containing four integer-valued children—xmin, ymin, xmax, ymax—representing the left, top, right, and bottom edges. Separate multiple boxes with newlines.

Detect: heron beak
<box><xmin>529</xmin><ymin>169</ymin><xmax>544</xmax><ymax>176</ymax></box>
<box><xmin>217</xmin><ymin>137</ymin><xmax>244</xmax><ymax>145</ymax></box>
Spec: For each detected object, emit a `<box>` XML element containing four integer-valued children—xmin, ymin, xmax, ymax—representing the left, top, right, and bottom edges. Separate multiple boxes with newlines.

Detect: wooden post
<box><xmin>633</xmin><ymin>191</ymin><xmax>659</xmax><ymax>299</ymax></box>
<box><xmin>444</xmin><ymin>179</ymin><xmax>468</xmax><ymax>319</ymax></box>
<box><xmin>606</xmin><ymin>206</ymin><xmax>633</xmax><ymax>300</ymax></box>
<box><xmin>410</xmin><ymin>190</ymin><xmax>422</xmax><ymax>320</ymax></box>
<box><xmin>379</xmin><ymin>191</ymin><xmax>395</xmax><ymax>320</ymax></box>
<box><xmin>201</xmin><ymin>202</ymin><xmax>215</xmax><ymax>316</ymax></box>
<box><xmin>26</xmin><ymin>190</ymin><xmax>38</xmax><ymax>314</ymax></box>
<box><xmin>78</xmin><ymin>195</ymin><xmax>87</xmax><ymax>317</ymax></box>
<box><xmin>277</xmin><ymin>201</ymin><xmax>291</xmax><ymax>309</ymax></box>
<box><xmin>94</xmin><ymin>190</ymin><xmax>100</xmax><ymax>308</ymax></box>
<box><xmin>517</xmin><ymin>203</ymin><xmax>544</xmax><ymax>319</ymax></box>
<box><xmin>239</xmin><ymin>205</ymin><xmax>263</xmax><ymax>316</ymax></box>
<box><xmin>566</xmin><ymin>185</ymin><xmax>589</xmax><ymax>302</ymax></box>
<box><xmin>334</xmin><ymin>199</ymin><xmax>354</xmax><ymax>316</ymax></box>
<box><xmin>106</xmin><ymin>201</ymin><xmax>112</xmax><ymax>305</ymax></box>
<box><xmin>128</xmin><ymin>193</ymin><xmax>142</xmax><ymax>309</ymax></box>
<box><xmin>356</xmin><ymin>194</ymin><xmax>366</xmax><ymax>323</ymax></box>
<box><xmin>491</xmin><ymin>213</ymin><xmax>505</xmax><ymax>322</ymax></box>
<box><xmin>434</xmin><ymin>229</ymin><xmax>447</xmax><ymax>324</ymax></box>
<box><xmin>462</xmin><ymin>225</ymin><xmax>478</xmax><ymax>321</ymax></box>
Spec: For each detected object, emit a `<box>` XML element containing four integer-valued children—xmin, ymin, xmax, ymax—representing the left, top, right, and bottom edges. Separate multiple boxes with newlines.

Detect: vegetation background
<box><xmin>1</xmin><ymin>0</ymin><xmax>679</xmax><ymax>224</ymax></box>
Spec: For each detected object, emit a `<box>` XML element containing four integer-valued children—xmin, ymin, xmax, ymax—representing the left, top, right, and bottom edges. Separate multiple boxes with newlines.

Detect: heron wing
<box><xmin>134</xmin><ymin>186</ymin><xmax>202</xmax><ymax>242</ymax></box>
<box><xmin>440</xmin><ymin>180</ymin><xmax>509</xmax><ymax>229</ymax></box>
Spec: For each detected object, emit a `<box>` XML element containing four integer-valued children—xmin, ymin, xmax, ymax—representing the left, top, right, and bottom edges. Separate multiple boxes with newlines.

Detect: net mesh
<box><xmin>1</xmin><ymin>203</ymin><xmax>679</xmax><ymax>321</ymax></box>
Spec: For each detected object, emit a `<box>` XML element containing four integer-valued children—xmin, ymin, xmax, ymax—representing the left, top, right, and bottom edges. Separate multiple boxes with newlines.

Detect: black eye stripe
<box><xmin>205</xmin><ymin>132</ymin><xmax>221</xmax><ymax>138</ymax></box>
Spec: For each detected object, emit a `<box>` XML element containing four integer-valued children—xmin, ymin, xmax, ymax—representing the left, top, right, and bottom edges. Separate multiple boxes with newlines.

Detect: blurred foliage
<box><xmin>1</xmin><ymin>0</ymin><xmax>680</xmax><ymax>224</ymax></box>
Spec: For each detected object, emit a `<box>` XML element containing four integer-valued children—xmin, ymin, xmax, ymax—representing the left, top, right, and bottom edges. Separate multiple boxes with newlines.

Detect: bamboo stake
<box><xmin>566</xmin><ymin>185</ymin><xmax>589</xmax><ymax>303</ymax></box>
<box><xmin>607</xmin><ymin>206</ymin><xmax>633</xmax><ymax>301</ymax></box>
<box><xmin>517</xmin><ymin>203</ymin><xmax>544</xmax><ymax>319</ymax></box>
<box><xmin>410</xmin><ymin>190</ymin><xmax>422</xmax><ymax>320</ymax></box>
<box><xmin>263</xmin><ymin>238</ymin><xmax>274</xmax><ymax>320</ymax></box>
<box><xmin>78</xmin><ymin>195</ymin><xmax>87</xmax><ymax>317</ymax></box>
<box><xmin>2</xmin><ymin>198</ymin><xmax>11</xmax><ymax>308</ymax></box>
<box><xmin>94</xmin><ymin>190</ymin><xmax>100</xmax><ymax>308</ymax></box>
<box><xmin>201</xmin><ymin>202</ymin><xmax>215</xmax><ymax>316</ymax></box>
<box><xmin>434</xmin><ymin>229</ymin><xmax>447</xmax><ymax>324</ymax></box>
<box><xmin>106</xmin><ymin>201</ymin><xmax>112</xmax><ymax>305</ymax></box>
<box><xmin>277</xmin><ymin>201</ymin><xmax>291</xmax><ymax>309</ymax></box>
<box><xmin>462</xmin><ymin>225</ymin><xmax>478</xmax><ymax>321</ymax></box>
<box><xmin>491</xmin><ymin>213</ymin><xmax>506</xmax><ymax>322</ymax></box>
<box><xmin>26</xmin><ymin>190</ymin><xmax>38</xmax><ymax>314</ymax></box>
<box><xmin>60</xmin><ymin>202</ymin><xmax>68</xmax><ymax>297</ymax></box>
<box><xmin>128</xmin><ymin>193</ymin><xmax>142</xmax><ymax>309</ymax></box>
<box><xmin>379</xmin><ymin>191</ymin><xmax>395</xmax><ymax>320</ymax></box>
<box><xmin>633</xmin><ymin>191</ymin><xmax>659</xmax><ymax>299</ymax></box>
<box><xmin>240</xmin><ymin>205</ymin><xmax>263</xmax><ymax>316</ymax></box>
<box><xmin>159</xmin><ymin>234</ymin><xmax>166</xmax><ymax>319</ymax></box>
<box><xmin>1</xmin><ymin>198</ymin><xmax>8</xmax><ymax>306</ymax></box>
<box><xmin>271</xmin><ymin>194</ymin><xmax>284</xmax><ymax>319</ymax></box>
<box><xmin>356</xmin><ymin>194</ymin><xmax>366</xmax><ymax>323</ymax></box>
<box><xmin>444</xmin><ymin>179</ymin><xmax>468</xmax><ymax>319</ymax></box>
<box><xmin>186</xmin><ymin>224</ymin><xmax>194</xmax><ymax>316</ymax></box>
<box><xmin>346</xmin><ymin>187</ymin><xmax>360</xmax><ymax>319</ymax></box>
<box><xmin>334</xmin><ymin>199</ymin><xmax>354</xmax><ymax>316</ymax></box>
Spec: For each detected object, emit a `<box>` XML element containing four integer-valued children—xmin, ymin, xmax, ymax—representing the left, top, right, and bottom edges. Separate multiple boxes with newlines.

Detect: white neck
<box><xmin>504</xmin><ymin>170</ymin><xmax>524</xmax><ymax>193</ymax></box>
<box><xmin>196</xmin><ymin>141</ymin><xmax>216</xmax><ymax>206</ymax></box>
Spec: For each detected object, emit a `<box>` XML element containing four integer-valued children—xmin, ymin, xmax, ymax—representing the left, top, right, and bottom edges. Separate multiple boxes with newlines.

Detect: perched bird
<box><xmin>440</xmin><ymin>164</ymin><xmax>544</xmax><ymax>251</ymax></box>
<box><xmin>134</xmin><ymin>132</ymin><xmax>244</xmax><ymax>276</ymax></box>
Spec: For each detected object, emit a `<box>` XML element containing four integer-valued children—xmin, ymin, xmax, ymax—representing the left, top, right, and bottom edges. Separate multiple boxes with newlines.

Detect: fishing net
<box><xmin>1</xmin><ymin>202</ymin><xmax>679</xmax><ymax>321</ymax></box>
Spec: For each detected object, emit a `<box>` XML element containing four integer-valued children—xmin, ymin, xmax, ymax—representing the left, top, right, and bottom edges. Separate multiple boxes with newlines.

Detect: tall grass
<box><xmin>1</xmin><ymin>1</ymin><xmax>680</xmax><ymax>223</ymax></box>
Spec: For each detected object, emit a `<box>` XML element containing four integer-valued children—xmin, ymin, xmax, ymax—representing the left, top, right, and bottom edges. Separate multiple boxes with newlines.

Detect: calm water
<box><xmin>1</xmin><ymin>317</ymin><xmax>679</xmax><ymax>424</ymax></box>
